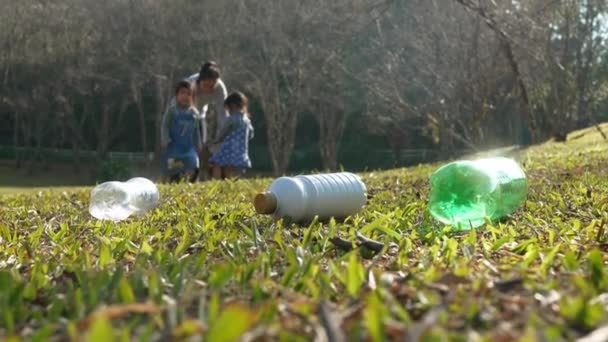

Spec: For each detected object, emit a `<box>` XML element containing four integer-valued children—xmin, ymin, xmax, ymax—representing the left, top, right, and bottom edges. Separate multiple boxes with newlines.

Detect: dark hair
<box><xmin>224</xmin><ymin>91</ymin><xmax>248</xmax><ymax>109</ymax></box>
<box><xmin>197</xmin><ymin>61</ymin><xmax>221</xmax><ymax>83</ymax></box>
<box><xmin>175</xmin><ymin>80</ymin><xmax>193</xmax><ymax>95</ymax></box>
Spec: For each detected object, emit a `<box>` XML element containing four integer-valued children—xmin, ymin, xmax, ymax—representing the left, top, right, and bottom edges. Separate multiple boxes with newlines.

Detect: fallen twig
<box><xmin>494</xmin><ymin>277</ymin><xmax>524</xmax><ymax>292</ymax></box>
<box><xmin>356</xmin><ymin>232</ymin><xmax>385</xmax><ymax>253</ymax></box>
<box><xmin>329</xmin><ymin>232</ymin><xmax>384</xmax><ymax>253</ymax></box>
<box><xmin>77</xmin><ymin>303</ymin><xmax>161</xmax><ymax>331</ymax></box>
<box><xmin>318</xmin><ymin>301</ymin><xmax>346</xmax><ymax>342</ymax></box>
<box><xmin>329</xmin><ymin>233</ymin><xmax>386</xmax><ymax>254</ymax></box>
<box><xmin>329</xmin><ymin>237</ymin><xmax>355</xmax><ymax>252</ymax></box>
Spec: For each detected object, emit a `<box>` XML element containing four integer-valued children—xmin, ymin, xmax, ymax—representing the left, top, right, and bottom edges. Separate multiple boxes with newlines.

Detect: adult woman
<box><xmin>168</xmin><ymin>61</ymin><xmax>228</xmax><ymax>181</ymax></box>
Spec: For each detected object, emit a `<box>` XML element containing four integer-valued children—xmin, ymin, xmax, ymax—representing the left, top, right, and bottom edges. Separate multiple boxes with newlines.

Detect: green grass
<box><xmin>1</xmin><ymin>124</ymin><xmax>608</xmax><ymax>341</ymax></box>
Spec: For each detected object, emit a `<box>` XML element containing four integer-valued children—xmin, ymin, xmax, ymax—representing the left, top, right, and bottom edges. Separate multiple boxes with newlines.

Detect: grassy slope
<box><xmin>1</xmin><ymin>124</ymin><xmax>607</xmax><ymax>341</ymax></box>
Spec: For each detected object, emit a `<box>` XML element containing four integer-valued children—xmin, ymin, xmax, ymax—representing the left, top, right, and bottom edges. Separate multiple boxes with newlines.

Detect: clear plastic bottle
<box><xmin>89</xmin><ymin>177</ymin><xmax>160</xmax><ymax>221</ymax></box>
<box><xmin>254</xmin><ymin>172</ymin><xmax>367</xmax><ymax>223</ymax></box>
<box><xmin>428</xmin><ymin>157</ymin><xmax>528</xmax><ymax>230</ymax></box>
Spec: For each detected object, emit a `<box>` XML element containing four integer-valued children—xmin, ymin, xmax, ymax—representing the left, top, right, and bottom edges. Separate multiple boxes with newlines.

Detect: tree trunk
<box><xmin>267</xmin><ymin>116</ymin><xmax>296</xmax><ymax>176</ymax></box>
<box><xmin>438</xmin><ymin>114</ymin><xmax>454</xmax><ymax>159</ymax></box>
<box><xmin>96</xmin><ymin>96</ymin><xmax>130</xmax><ymax>160</ymax></box>
<box><xmin>154</xmin><ymin>73</ymin><xmax>171</xmax><ymax>163</ymax></box>
<box><xmin>575</xmin><ymin>0</ymin><xmax>595</xmax><ymax>127</ymax></box>
<box><xmin>97</xmin><ymin>104</ymin><xmax>111</xmax><ymax>159</ymax></box>
<box><xmin>317</xmin><ymin>110</ymin><xmax>347</xmax><ymax>171</ymax></box>
<box><xmin>499</xmin><ymin>34</ymin><xmax>535</xmax><ymax>145</ymax></box>
<box><xmin>61</xmin><ymin>97</ymin><xmax>82</xmax><ymax>173</ymax></box>
<box><xmin>319</xmin><ymin>135</ymin><xmax>338</xmax><ymax>171</ymax></box>
<box><xmin>453</xmin><ymin>0</ymin><xmax>536</xmax><ymax>144</ymax></box>
<box><xmin>133</xmin><ymin>84</ymin><xmax>149</xmax><ymax>168</ymax></box>
<box><xmin>13</xmin><ymin>110</ymin><xmax>21</xmax><ymax>169</ymax></box>
<box><xmin>255</xmin><ymin>74</ymin><xmax>298</xmax><ymax>176</ymax></box>
<box><xmin>33</xmin><ymin>115</ymin><xmax>44</xmax><ymax>172</ymax></box>
<box><xmin>71</xmin><ymin>138</ymin><xmax>82</xmax><ymax>174</ymax></box>
<box><xmin>23</xmin><ymin>117</ymin><xmax>34</xmax><ymax>175</ymax></box>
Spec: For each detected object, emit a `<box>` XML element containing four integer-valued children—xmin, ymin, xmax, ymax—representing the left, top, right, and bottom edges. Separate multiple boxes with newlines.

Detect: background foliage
<box><xmin>1</xmin><ymin>0</ymin><xmax>607</xmax><ymax>177</ymax></box>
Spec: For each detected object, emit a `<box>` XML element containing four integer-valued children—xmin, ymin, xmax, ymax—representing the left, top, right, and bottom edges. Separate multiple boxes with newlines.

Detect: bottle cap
<box><xmin>254</xmin><ymin>192</ymin><xmax>277</xmax><ymax>214</ymax></box>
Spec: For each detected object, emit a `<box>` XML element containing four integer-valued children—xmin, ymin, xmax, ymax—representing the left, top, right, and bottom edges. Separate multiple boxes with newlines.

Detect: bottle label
<box><xmin>475</xmin><ymin>158</ymin><xmax>524</xmax><ymax>184</ymax></box>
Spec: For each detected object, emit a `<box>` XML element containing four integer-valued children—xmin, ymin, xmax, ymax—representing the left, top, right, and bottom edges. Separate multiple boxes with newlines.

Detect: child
<box><xmin>160</xmin><ymin>81</ymin><xmax>202</xmax><ymax>183</ymax></box>
<box><xmin>208</xmin><ymin>92</ymin><xmax>254</xmax><ymax>179</ymax></box>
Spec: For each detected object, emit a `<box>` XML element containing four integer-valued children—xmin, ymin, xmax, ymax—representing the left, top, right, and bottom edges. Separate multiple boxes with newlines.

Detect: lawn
<box><xmin>0</xmin><ymin>161</ymin><xmax>90</xmax><ymax>195</ymax></box>
<box><xmin>1</xmin><ymin>125</ymin><xmax>608</xmax><ymax>341</ymax></box>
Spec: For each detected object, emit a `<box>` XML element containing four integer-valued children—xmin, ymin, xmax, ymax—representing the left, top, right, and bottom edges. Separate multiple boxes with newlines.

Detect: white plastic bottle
<box><xmin>89</xmin><ymin>177</ymin><xmax>160</xmax><ymax>221</ymax></box>
<box><xmin>253</xmin><ymin>172</ymin><xmax>367</xmax><ymax>222</ymax></box>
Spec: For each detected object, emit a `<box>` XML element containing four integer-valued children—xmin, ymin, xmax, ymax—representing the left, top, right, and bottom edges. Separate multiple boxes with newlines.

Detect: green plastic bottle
<box><xmin>429</xmin><ymin>157</ymin><xmax>528</xmax><ymax>230</ymax></box>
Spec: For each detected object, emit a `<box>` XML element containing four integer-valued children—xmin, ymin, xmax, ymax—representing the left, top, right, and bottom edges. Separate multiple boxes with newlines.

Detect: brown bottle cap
<box><xmin>254</xmin><ymin>192</ymin><xmax>277</xmax><ymax>214</ymax></box>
